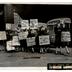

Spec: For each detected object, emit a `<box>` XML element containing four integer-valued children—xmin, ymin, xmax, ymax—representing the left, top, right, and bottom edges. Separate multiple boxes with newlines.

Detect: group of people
<box><xmin>14</xmin><ymin>23</ymin><xmax>71</xmax><ymax>54</ymax></box>
<box><xmin>15</xmin><ymin>24</ymin><xmax>49</xmax><ymax>53</ymax></box>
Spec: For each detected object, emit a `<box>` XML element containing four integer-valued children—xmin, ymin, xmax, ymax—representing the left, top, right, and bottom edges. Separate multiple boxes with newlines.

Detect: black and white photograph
<box><xmin>0</xmin><ymin>4</ymin><xmax>72</xmax><ymax>69</ymax></box>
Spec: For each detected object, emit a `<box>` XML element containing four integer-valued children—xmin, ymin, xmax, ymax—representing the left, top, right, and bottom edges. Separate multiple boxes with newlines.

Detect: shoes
<box><xmin>65</xmin><ymin>46</ymin><xmax>70</xmax><ymax>54</ymax></box>
<box><xmin>40</xmin><ymin>48</ymin><xmax>44</xmax><ymax>53</ymax></box>
<box><xmin>55</xmin><ymin>47</ymin><xmax>58</xmax><ymax>54</ymax></box>
<box><xmin>67</xmin><ymin>51</ymin><xmax>70</xmax><ymax>54</ymax></box>
<box><xmin>55</xmin><ymin>51</ymin><xmax>58</xmax><ymax>54</ymax></box>
<box><xmin>32</xmin><ymin>47</ymin><xmax>34</xmax><ymax>53</ymax></box>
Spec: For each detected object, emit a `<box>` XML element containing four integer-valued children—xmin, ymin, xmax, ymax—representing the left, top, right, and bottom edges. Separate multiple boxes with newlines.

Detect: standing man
<box><xmin>14</xmin><ymin>24</ymin><xmax>21</xmax><ymax>51</ymax></box>
<box><xmin>18</xmin><ymin>27</ymin><xmax>28</xmax><ymax>52</ymax></box>
<box><xmin>54</xmin><ymin>23</ymin><xmax>62</xmax><ymax>54</ymax></box>
<box><xmin>61</xmin><ymin>23</ymin><xmax>70</xmax><ymax>54</ymax></box>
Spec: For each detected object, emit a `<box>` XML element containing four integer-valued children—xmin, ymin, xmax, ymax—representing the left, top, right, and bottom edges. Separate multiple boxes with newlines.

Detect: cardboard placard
<box><xmin>6</xmin><ymin>23</ymin><xmax>12</xmax><ymax>30</ymax></box>
<box><xmin>61</xmin><ymin>31</ymin><xmax>71</xmax><ymax>42</ymax></box>
<box><xmin>26</xmin><ymin>37</ymin><xmax>36</xmax><ymax>46</ymax></box>
<box><xmin>39</xmin><ymin>35</ymin><xmax>50</xmax><ymax>45</ymax></box>
<box><xmin>0</xmin><ymin>31</ymin><xmax>6</xmax><ymax>40</ymax></box>
<box><xmin>64</xmin><ymin>18</ymin><xmax>71</xmax><ymax>23</ymax></box>
<box><xmin>18</xmin><ymin>31</ymin><xmax>28</xmax><ymax>40</ymax></box>
<box><xmin>21</xmin><ymin>20</ymin><xmax>29</xmax><ymax>29</ymax></box>
<box><xmin>12</xmin><ymin>36</ymin><xmax>20</xmax><ymax>46</ymax></box>
<box><xmin>6</xmin><ymin>41</ymin><xmax>15</xmax><ymax>51</ymax></box>
<box><xmin>30</xmin><ymin>19</ymin><xmax>38</xmax><ymax>29</ymax></box>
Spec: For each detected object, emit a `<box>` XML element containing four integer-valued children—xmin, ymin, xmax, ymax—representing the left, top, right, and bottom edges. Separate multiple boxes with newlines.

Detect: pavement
<box><xmin>0</xmin><ymin>47</ymin><xmax>72</xmax><ymax>67</ymax></box>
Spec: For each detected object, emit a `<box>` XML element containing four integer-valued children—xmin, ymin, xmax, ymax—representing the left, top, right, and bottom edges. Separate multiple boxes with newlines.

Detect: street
<box><xmin>0</xmin><ymin>47</ymin><xmax>72</xmax><ymax>67</ymax></box>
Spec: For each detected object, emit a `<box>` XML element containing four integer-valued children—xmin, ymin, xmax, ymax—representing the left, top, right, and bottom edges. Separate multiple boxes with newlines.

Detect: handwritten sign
<box><xmin>26</xmin><ymin>37</ymin><xmax>36</xmax><ymax>46</ymax></box>
<box><xmin>18</xmin><ymin>31</ymin><xmax>28</xmax><ymax>40</ymax></box>
<box><xmin>64</xmin><ymin>18</ymin><xmax>71</xmax><ymax>23</ymax></box>
<box><xmin>21</xmin><ymin>20</ymin><xmax>29</xmax><ymax>29</ymax></box>
<box><xmin>61</xmin><ymin>31</ymin><xmax>71</xmax><ymax>42</ymax></box>
<box><xmin>0</xmin><ymin>31</ymin><xmax>6</xmax><ymax>40</ymax></box>
<box><xmin>30</xmin><ymin>19</ymin><xmax>38</xmax><ymax>29</ymax></box>
<box><xmin>6</xmin><ymin>41</ymin><xmax>15</xmax><ymax>51</ymax></box>
<box><xmin>39</xmin><ymin>35</ymin><xmax>50</xmax><ymax>45</ymax></box>
<box><xmin>6</xmin><ymin>23</ymin><xmax>12</xmax><ymax>30</ymax></box>
<box><xmin>12</xmin><ymin>36</ymin><xmax>20</xmax><ymax>46</ymax></box>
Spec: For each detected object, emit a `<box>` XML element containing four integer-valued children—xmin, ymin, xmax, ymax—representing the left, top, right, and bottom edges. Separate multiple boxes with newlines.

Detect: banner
<box><xmin>18</xmin><ymin>31</ymin><xmax>28</xmax><ymax>40</ymax></box>
<box><xmin>26</xmin><ymin>37</ymin><xmax>36</xmax><ymax>46</ymax></box>
<box><xmin>0</xmin><ymin>31</ymin><xmax>6</xmax><ymax>40</ymax></box>
<box><xmin>61</xmin><ymin>31</ymin><xmax>71</xmax><ymax>42</ymax></box>
<box><xmin>21</xmin><ymin>20</ymin><xmax>29</xmax><ymax>29</ymax></box>
<box><xmin>30</xmin><ymin>19</ymin><xmax>38</xmax><ymax>29</ymax></box>
<box><xmin>12</xmin><ymin>36</ymin><xmax>20</xmax><ymax>46</ymax></box>
<box><xmin>6</xmin><ymin>41</ymin><xmax>15</xmax><ymax>51</ymax></box>
<box><xmin>6</xmin><ymin>23</ymin><xmax>12</xmax><ymax>30</ymax></box>
<box><xmin>39</xmin><ymin>35</ymin><xmax>50</xmax><ymax>45</ymax></box>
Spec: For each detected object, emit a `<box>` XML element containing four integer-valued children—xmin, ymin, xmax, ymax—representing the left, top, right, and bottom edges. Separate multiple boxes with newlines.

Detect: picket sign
<box><xmin>21</xmin><ymin>20</ymin><xmax>29</xmax><ymax>29</ymax></box>
<box><xmin>18</xmin><ymin>31</ymin><xmax>28</xmax><ymax>40</ymax></box>
<box><xmin>26</xmin><ymin>37</ymin><xmax>36</xmax><ymax>47</ymax></box>
<box><xmin>6</xmin><ymin>41</ymin><xmax>15</xmax><ymax>51</ymax></box>
<box><xmin>61</xmin><ymin>31</ymin><xmax>71</xmax><ymax>42</ymax></box>
<box><xmin>6</xmin><ymin>23</ymin><xmax>12</xmax><ymax>30</ymax></box>
<box><xmin>30</xmin><ymin>19</ymin><xmax>38</xmax><ymax>29</ymax></box>
<box><xmin>39</xmin><ymin>35</ymin><xmax>50</xmax><ymax>45</ymax></box>
<box><xmin>0</xmin><ymin>31</ymin><xmax>6</xmax><ymax>40</ymax></box>
<box><xmin>12</xmin><ymin>36</ymin><xmax>20</xmax><ymax>46</ymax></box>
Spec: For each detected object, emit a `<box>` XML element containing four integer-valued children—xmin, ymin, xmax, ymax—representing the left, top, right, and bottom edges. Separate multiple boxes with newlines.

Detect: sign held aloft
<box><xmin>12</xmin><ymin>36</ymin><xmax>20</xmax><ymax>46</ymax></box>
<box><xmin>30</xmin><ymin>19</ymin><xmax>38</xmax><ymax>29</ymax></box>
<box><xmin>6</xmin><ymin>23</ymin><xmax>12</xmax><ymax>30</ymax></box>
<box><xmin>21</xmin><ymin>20</ymin><xmax>29</xmax><ymax>29</ymax></box>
